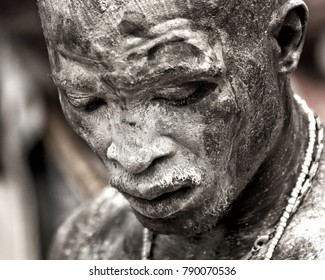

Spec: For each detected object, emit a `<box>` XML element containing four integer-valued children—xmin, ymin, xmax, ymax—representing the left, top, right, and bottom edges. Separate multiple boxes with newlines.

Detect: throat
<box><xmin>144</xmin><ymin>223</ymin><xmax>259</xmax><ymax>260</ymax></box>
<box><xmin>151</xmin><ymin>227</ymin><xmax>236</xmax><ymax>260</ymax></box>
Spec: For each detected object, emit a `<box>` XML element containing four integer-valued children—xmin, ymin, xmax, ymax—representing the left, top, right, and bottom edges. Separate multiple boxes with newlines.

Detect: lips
<box><xmin>120</xmin><ymin>182</ymin><xmax>195</xmax><ymax>219</ymax></box>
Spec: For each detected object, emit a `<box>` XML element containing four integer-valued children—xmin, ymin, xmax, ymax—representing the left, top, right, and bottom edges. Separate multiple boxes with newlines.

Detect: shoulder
<box><xmin>275</xmin><ymin>146</ymin><xmax>325</xmax><ymax>260</ymax></box>
<box><xmin>49</xmin><ymin>188</ymin><xmax>143</xmax><ymax>259</ymax></box>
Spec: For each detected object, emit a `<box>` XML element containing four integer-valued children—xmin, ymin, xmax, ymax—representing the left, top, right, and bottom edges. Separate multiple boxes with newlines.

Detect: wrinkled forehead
<box><xmin>39</xmin><ymin>0</ymin><xmax>228</xmax><ymax>34</ymax></box>
<box><xmin>39</xmin><ymin>0</ymin><xmax>277</xmax><ymax>57</ymax></box>
<box><xmin>39</xmin><ymin>0</ymin><xmax>226</xmax><ymax>46</ymax></box>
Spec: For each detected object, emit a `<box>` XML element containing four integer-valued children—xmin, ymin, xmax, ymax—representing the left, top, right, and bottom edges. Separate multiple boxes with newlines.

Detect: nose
<box><xmin>106</xmin><ymin>135</ymin><xmax>177</xmax><ymax>174</ymax></box>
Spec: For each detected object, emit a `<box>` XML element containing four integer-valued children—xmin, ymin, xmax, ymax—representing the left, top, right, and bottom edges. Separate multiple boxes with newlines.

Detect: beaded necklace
<box><xmin>141</xmin><ymin>94</ymin><xmax>324</xmax><ymax>260</ymax></box>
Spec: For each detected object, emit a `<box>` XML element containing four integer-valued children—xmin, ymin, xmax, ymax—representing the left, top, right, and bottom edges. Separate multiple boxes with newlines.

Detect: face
<box><xmin>41</xmin><ymin>0</ymin><xmax>285</xmax><ymax>235</ymax></box>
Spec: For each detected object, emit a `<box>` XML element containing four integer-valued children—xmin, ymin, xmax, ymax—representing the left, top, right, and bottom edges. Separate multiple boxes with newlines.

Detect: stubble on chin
<box><xmin>132</xmin><ymin>184</ymin><xmax>236</xmax><ymax>237</ymax></box>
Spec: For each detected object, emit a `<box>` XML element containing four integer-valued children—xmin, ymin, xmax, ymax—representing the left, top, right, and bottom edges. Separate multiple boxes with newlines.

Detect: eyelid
<box><xmin>154</xmin><ymin>83</ymin><xmax>197</xmax><ymax>100</ymax></box>
<box><xmin>59</xmin><ymin>88</ymin><xmax>108</xmax><ymax>113</ymax></box>
<box><xmin>59</xmin><ymin>88</ymin><xmax>97</xmax><ymax>107</ymax></box>
<box><xmin>153</xmin><ymin>81</ymin><xmax>217</xmax><ymax>106</ymax></box>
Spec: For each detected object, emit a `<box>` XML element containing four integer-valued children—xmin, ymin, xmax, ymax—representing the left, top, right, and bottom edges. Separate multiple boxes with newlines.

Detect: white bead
<box><xmin>298</xmin><ymin>174</ymin><xmax>305</xmax><ymax>181</ymax></box>
<box><xmin>295</xmin><ymin>178</ymin><xmax>306</xmax><ymax>185</ymax></box>
<box><xmin>277</xmin><ymin>225</ymin><xmax>285</xmax><ymax>232</ymax></box>
<box><xmin>295</xmin><ymin>184</ymin><xmax>303</xmax><ymax>192</ymax></box>
<box><xmin>275</xmin><ymin>232</ymin><xmax>283</xmax><ymax>240</ymax></box>
<box><xmin>301</xmin><ymin>166</ymin><xmax>309</xmax><ymax>174</ymax></box>
<box><xmin>285</xmin><ymin>204</ymin><xmax>294</xmax><ymax>213</ymax></box>
<box><xmin>305</xmin><ymin>155</ymin><xmax>312</xmax><ymax>163</ymax></box>
<box><xmin>291</xmin><ymin>189</ymin><xmax>299</xmax><ymax>197</ymax></box>
<box><xmin>265</xmin><ymin>252</ymin><xmax>273</xmax><ymax>259</ymax></box>
<box><xmin>276</xmin><ymin>226</ymin><xmax>284</xmax><ymax>234</ymax></box>
<box><xmin>302</xmin><ymin>181</ymin><xmax>311</xmax><ymax>191</ymax></box>
<box><xmin>280</xmin><ymin>217</ymin><xmax>288</xmax><ymax>223</ymax></box>
<box><xmin>270</xmin><ymin>238</ymin><xmax>278</xmax><ymax>245</ymax></box>
<box><xmin>283</xmin><ymin>212</ymin><xmax>290</xmax><ymax>219</ymax></box>
<box><xmin>309</xmin><ymin>116</ymin><xmax>316</xmax><ymax>125</ymax></box>
<box><xmin>291</xmin><ymin>192</ymin><xmax>298</xmax><ymax>199</ymax></box>
<box><xmin>310</xmin><ymin>165</ymin><xmax>317</xmax><ymax>176</ymax></box>
<box><xmin>307</xmin><ymin>146</ymin><xmax>314</xmax><ymax>154</ymax></box>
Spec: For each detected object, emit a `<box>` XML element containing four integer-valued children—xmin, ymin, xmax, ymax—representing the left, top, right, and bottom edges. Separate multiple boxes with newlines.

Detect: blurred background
<box><xmin>0</xmin><ymin>0</ymin><xmax>325</xmax><ymax>259</ymax></box>
<box><xmin>0</xmin><ymin>0</ymin><xmax>107</xmax><ymax>259</ymax></box>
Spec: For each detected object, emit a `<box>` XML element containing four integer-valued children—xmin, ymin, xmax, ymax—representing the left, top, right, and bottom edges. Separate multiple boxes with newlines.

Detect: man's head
<box><xmin>38</xmin><ymin>0</ymin><xmax>308</xmax><ymax>236</ymax></box>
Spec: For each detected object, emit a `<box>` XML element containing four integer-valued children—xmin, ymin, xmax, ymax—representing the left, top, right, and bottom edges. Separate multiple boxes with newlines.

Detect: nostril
<box><xmin>124</xmin><ymin>154</ymin><xmax>169</xmax><ymax>175</ymax></box>
<box><xmin>147</xmin><ymin>156</ymin><xmax>164</xmax><ymax>171</ymax></box>
<box><xmin>134</xmin><ymin>152</ymin><xmax>174</xmax><ymax>175</ymax></box>
<box><xmin>111</xmin><ymin>159</ymin><xmax>119</xmax><ymax>168</ymax></box>
<box><xmin>107</xmin><ymin>138</ymin><xmax>177</xmax><ymax>174</ymax></box>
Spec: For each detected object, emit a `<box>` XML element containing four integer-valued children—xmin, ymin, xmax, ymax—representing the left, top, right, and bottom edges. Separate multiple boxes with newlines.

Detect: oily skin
<box><xmin>39</xmin><ymin>0</ymin><xmax>299</xmax><ymax>238</ymax></box>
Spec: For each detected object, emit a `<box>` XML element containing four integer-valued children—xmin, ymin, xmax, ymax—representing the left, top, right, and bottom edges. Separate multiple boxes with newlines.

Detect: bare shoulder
<box><xmin>276</xmin><ymin>153</ymin><xmax>325</xmax><ymax>260</ymax></box>
<box><xmin>49</xmin><ymin>188</ymin><xmax>143</xmax><ymax>259</ymax></box>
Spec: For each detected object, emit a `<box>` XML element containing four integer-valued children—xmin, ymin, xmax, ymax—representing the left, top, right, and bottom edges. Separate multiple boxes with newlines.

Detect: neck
<box><xmin>220</xmin><ymin>85</ymin><xmax>309</xmax><ymax>256</ymax></box>
<box><xmin>152</xmin><ymin>84</ymin><xmax>311</xmax><ymax>259</ymax></box>
<box><xmin>228</xmin><ymin>86</ymin><xmax>309</xmax><ymax>229</ymax></box>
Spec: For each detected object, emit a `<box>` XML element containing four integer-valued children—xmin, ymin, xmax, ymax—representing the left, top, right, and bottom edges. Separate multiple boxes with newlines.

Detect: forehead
<box><xmin>39</xmin><ymin>0</ymin><xmax>277</xmax><ymax>56</ymax></box>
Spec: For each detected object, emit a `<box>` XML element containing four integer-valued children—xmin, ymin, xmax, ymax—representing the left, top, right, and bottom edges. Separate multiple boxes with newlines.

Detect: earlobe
<box><xmin>270</xmin><ymin>1</ymin><xmax>308</xmax><ymax>74</ymax></box>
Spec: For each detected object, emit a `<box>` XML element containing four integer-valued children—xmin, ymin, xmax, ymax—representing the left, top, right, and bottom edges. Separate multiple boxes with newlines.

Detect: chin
<box><xmin>133</xmin><ymin>204</ymin><xmax>226</xmax><ymax>237</ymax></box>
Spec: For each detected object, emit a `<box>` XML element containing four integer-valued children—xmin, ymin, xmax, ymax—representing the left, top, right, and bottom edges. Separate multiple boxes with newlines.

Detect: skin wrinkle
<box><xmin>222</xmin><ymin>112</ymin><xmax>237</xmax><ymax>179</ymax></box>
<box><xmin>82</xmin><ymin>5</ymin><xmax>262</xmax><ymax>229</ymax></box>
<box><xmin>55</xmin><ymin>47</ymin><xmax>103</xmax><ymax>67</ymax></box>
<box><xmin>38</xmin><ymin>0</ymin><xmax>325</xmax><ymax>260</ymax></box>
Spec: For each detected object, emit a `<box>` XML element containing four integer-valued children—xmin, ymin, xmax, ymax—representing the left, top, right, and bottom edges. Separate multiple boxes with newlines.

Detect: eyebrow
<box><xmin>55</xmin><ymin>46</ymin><xmax>102</xmax><ymax>67</ymax></box>
<box><xmin>53</xmin><ymin>48</ymin><xmax>119</xmax><ymax>94</ymax></box>
<box><xmin>51</xmin><ymin>73</ymin><xmax>98</xmax><ymax>93</ymax></box>
<box><xmin>51</xmin><ymin>72</ymin><xmax>122</xmax><ymax>102</ymax></box>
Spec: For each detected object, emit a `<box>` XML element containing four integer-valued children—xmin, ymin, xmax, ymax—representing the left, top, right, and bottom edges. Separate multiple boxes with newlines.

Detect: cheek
<box><xmin>154</xmin><ymin>105</ymin><xmax>207</xmax><ymax>155</ymax></box>
<box><xmin>199</xmin><ymin>83</ymin><xmax>241</xmax><ymax>174</ymax></box>
<box><xmin>234</xmin><ymin>66</ymin><xmax>284</xmax><ymax>177</ymax></box>
<box><xmin>224</xmin><ymin>59</ymin><xmax>284</xmax><ymax>185</ymax></box>
<box><xmin>59</xmin><ymin>96</ymin><xmax>114</xmax><ymax>160</ymax></box>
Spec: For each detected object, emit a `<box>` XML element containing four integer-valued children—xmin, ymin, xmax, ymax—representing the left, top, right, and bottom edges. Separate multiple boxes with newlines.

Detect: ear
<box><xmin>270</xmin><ymin>1</ymin><xmax>308</xmax><ymax>74</ymax></box>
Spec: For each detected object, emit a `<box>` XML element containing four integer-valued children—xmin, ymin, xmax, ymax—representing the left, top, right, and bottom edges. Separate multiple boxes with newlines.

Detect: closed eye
<box><xmin>152</xmin><ymin>81</ymin><xmax>217</xmax><ymax>106</ymax></box>
<box><xmin>82</xmin><ymin>98</ymin><xmax>107</xmax><ymax>112</ymax></box>
<box><xmin>60</xmin><ymin>89</ymin><xmax>107</xmax><ymax>113</ymax></box>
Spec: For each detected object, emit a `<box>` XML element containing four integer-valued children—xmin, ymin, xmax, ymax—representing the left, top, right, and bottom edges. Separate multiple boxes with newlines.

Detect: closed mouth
<box><xmin>121</xmin><ymin>184</ymin><xmax>195</xmax><ymax>219</ymax></box>
<box><xmin>127</xmin><ymin>186</ymin><xmax>191</xmax><ymax>203</ymax></box>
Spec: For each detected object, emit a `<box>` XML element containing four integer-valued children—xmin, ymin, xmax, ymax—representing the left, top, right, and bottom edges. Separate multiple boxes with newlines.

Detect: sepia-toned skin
<box><xmin>38</xmin><ymin>0</ymin><xmax>325</xmax><ymax>259</ymax></box>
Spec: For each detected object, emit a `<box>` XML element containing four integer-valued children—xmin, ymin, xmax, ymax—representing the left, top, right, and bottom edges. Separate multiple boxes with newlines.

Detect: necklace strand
<box><xmin>262</xmin><ymin>94</ymin><xmax>324</xmax><ymax>260</ymax></box>
<box><xmin>141</xmin><ymin>94</ymin><xmax>324</xmax><ymax>260</ymax></box>
<box><xmin>141</xmin><ymin>228</ymin><xmax>153</xmax><ymax>260</ymax></box>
